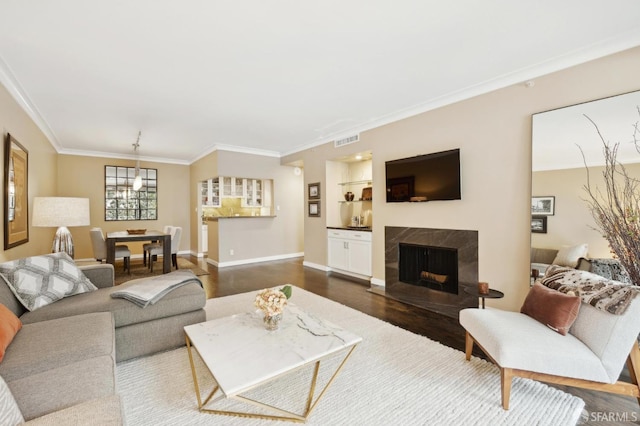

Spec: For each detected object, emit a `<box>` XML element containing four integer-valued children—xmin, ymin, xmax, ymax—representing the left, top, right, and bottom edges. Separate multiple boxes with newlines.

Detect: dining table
<box><xmin>106</xmin><ymin>230</ymin><xmax>172</xmax><ymax>274</ymax></box>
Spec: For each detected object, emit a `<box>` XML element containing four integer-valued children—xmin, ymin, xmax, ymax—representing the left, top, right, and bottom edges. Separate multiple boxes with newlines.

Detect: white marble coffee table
<box><xmin>184</xmin><ymin>304</ymin><xmax>362</xmax><ymax>423</ymax></box>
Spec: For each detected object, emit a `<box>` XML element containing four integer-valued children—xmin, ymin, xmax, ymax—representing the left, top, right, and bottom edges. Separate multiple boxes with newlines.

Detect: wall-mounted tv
<box><xmin>385</xmin><ymin>149</ymin><xmax>461</xmax><ymax>202</ymax></box>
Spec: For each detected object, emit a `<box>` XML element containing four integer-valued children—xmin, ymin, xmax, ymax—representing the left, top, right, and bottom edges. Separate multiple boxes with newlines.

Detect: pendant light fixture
<box><xmin>132</xmin><ymin>131</ymin><xmax>142</xmax><ymax>191</ymax></box>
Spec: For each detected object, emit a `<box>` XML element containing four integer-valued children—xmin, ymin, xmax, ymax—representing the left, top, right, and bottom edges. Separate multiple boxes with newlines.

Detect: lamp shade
<box><xmin>32</xmin><ymin>197</ymin><xmax>90</xmax><ymax>227</ymax></box>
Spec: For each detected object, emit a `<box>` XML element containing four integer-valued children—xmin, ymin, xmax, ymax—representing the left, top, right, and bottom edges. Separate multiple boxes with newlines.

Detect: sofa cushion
<box><xmin>521</xmin><ymin>282</ymin><xmax>580</xmax><ymax>335</ymax></box>
<box><xmin>460</xmin><ymin>308</ymin><xmax>610</xmax><ymax>382</ymax></box>
<box><xmin>552</xmin><ymin>243</ymin><xmax>588</xmax><ymax>268</ymax></box>
<box><xmin>20</xmin><ymin>280</ymin><xmax>205</xmax><ymax>328</ymax></box>
<box><xmin>0</xmin><ymin>375</ymin><xmax>23</xmax><ymax>426</ymax></box>
<box><xmin>23</xmin><ymin>395</ymin><xmax>123</xmax><ymax>426</ymax></box>
<box><xmin>0</xmin><ymin>312</ymin><xmax>115</xmax><ymax>382</ymax></box>
<box><xmin>0</xmin><ymin>253</ymin><xmax>97</xmax><ymax>311</ymax></box>
<box><xmin>8</xmin><ymin>355</ymin><xmax>116</xmax><ymax>421</ymax></box>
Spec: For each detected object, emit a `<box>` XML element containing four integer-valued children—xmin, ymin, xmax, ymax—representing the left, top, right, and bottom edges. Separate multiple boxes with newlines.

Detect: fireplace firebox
<box><xmin>398</xmin><ymin>243</ymin><xmax>458</xmax><ymax>295</ymax></box>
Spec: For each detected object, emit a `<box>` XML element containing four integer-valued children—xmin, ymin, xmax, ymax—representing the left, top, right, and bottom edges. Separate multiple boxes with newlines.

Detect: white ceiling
<box><xmin>1</xmin><ymin>1</ymin><xmax>640</xmax><ymax>165</ymax></box>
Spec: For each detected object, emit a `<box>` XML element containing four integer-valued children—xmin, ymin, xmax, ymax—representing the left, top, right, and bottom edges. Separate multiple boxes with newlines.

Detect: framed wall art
<box><xmin>531</xmin><ymin>196</ymin><xmax>555</xmax><ymax>216</ymax></box>
<box><xmin>308</xmin><ymin>182</ymin><xmax>320</xmax><ymax>200</ymax></box>
<box><xmin>531</xmin><ymin>216</ymin><xmax>547</xmax><ymax>234</ymax></box>
<box><xmin>4</xmin><ymin>134</ymin><xmax>29</xmax><ymax>249</ymax></box>
<box><xmin>308</xmin><ymin>201</ymin><xmax>321</xmax><ymax>217</ymax></box>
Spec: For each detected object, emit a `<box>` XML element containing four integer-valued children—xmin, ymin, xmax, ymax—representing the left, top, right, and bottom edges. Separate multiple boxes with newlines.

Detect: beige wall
<box><xmin>192</xmin><ymin>150</ymin><xmax>304</xmax><ymax>264</ymax></box>
<box><xmin>283</xmin><ymin>46</ymin><xmax>640</xmax><ymax>311</ymax></box>
<box><xmin>532</xmin><ymin>164</ymin><xmax>640</xmax><ymax>259</ymax></box>
<box><xmin>57</xmin><ymin>155</ymin><xmax>191</xmax><ymax>259</ymax></box>
<box><xmin>0</xmin><ymin>83</ymin><xmax>59</xmax><ymax>261</ymax></box>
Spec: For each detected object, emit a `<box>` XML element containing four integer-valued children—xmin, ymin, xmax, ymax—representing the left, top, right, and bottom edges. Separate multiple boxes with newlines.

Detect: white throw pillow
<box><xmin>0</xmin><ymin>376</ymin><xmax>24</xmax><ymax>426</ymax></box>
<box><xmin>0</xmin><ymin>252</ymin><xmax>97</xmax><ymax>311</ymax></box>
<box><xmin>552</xmin><ymin>244</ymin><xmax>588</xmax><ymax>268</ymax></box>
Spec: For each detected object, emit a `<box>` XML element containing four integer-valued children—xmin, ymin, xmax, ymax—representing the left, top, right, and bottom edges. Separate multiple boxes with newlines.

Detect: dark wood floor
<box><xmin>189</xmin><ymin>255</ymin><xmax>639</xmax><ymax>425</ymax></box>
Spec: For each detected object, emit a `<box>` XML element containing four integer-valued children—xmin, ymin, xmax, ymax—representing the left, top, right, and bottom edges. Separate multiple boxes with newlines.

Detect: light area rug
<box><xmin>117</xmin><ymin>286</ymin><xmax>584</xmax><ymax>425</ymax></box>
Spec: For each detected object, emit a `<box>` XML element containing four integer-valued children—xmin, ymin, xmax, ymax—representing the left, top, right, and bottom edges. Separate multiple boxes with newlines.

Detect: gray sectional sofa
<box><xmin>0</xmin><ymin>259</ymin><xmax>207</xmax><ymax>424</ymax></box>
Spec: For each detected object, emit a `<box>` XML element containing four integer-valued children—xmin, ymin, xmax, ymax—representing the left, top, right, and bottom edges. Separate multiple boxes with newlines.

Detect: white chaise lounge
<box><xmin>460</xmin><ymin>283</ymin><xmax>640</xmax><ymax>409</ymax></box>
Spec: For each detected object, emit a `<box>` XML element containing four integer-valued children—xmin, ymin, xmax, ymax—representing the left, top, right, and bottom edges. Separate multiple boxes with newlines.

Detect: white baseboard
<box><xmin>302</xmin><ymin>261</ymin><xmax>330</xmax><ymax>272</ymax></box>
<box><xmin>370</xmin><ymin>277</ymin><xmax>385</xmax><ymax>287</ymax></box>
<box><xmin>209</xmin><ymin>252</ymin><xmax>304</xmax><ymax>268</ymax></box>
<box><xmin>327</xmin><ymin>267</ymin><xmax>371</xmax><ymax>282</ymax></box>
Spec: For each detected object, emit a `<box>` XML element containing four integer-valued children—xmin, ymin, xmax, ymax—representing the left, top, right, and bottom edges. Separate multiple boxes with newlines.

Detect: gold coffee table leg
<box><xmin>185</xmin><ymin>338</ymin><xmax>359</xmax><ymax>423</ymax></box>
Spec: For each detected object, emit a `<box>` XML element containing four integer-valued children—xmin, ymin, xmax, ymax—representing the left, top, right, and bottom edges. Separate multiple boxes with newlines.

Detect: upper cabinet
<box><xmin>222</xmin><ymin>177</ymin><xmax>244</xmax><ymax>197</ymax></box>
<box><xmin>201</xmin><ymin>176</ymin><xmax>274</xmax><ymax>217</ymax></box>
<box><xmin>201</xmin><ymin>178</ymin><xmax>220</xmax><ymax>207</ymax></box>
<box><xmin>242</xmin><ymin>179</ymin><xmax>263</xmax><ymax>207</ymax></box>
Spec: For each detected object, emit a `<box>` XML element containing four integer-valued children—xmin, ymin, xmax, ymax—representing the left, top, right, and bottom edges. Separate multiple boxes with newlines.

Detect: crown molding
<box><xmin>283</xmin><ymin>29</ymin><xmax>640</xmax><ymax>158</ymax></box>
<box><xmin>0</xmin><ymin>54</ymin><xmax>62</xmax><ymax>150</ymax></box>
<box><xmin>189</xmin><ymin>143</ymin><xmax>280</xmax><ymax>164</ymax></box>
<box><xmin>57</xmin><ymin>147</ymin><xmax>191</xmax><ymax>165</ymax></box>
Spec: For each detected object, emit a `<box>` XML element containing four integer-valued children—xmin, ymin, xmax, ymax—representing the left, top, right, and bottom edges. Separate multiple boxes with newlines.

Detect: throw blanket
<box><xmin>540</xmin><ymin>265</ymin><xmax>639</xmax><ymax>315</ymax></box>
<box><xmin>111</xmin><ymin>270</ymin><xmax>203</xmax><ymax>308</ymax></box>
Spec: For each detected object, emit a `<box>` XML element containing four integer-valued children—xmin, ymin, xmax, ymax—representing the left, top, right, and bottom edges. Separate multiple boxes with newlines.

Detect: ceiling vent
<box><xmin>334</xmin><ymin>134</ymin><xmax>360</xmax><ymax>148</ymax></box>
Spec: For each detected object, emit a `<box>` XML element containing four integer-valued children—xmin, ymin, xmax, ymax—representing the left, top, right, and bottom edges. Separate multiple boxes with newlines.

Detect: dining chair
<box><xmin>146</xmin><ymin>226</ymin><xmax>182</xmax><ymax>272</ymax></box>
<box><xmin>89</xmin><ymin>228</ymin><xmax>131</xmax><ymax>274</ymax></box>
<box><xmin>143</xmin><ymin>225</ymin><xmax>172</xmax><ymax>266</ymax></box>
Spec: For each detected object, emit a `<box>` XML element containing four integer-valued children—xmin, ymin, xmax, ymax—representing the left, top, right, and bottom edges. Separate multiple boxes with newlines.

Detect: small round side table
<box><xmin>464</xmin><ymin>287</ymin><xmax>504</xmax><ymax>309</ymax></box>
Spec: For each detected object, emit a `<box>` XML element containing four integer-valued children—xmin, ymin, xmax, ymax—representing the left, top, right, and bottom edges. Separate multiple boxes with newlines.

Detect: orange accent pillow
<box><xmin>0</xmin><ymin>304</ymin><xmax>21</xmax><ymax>362</ymax></box>
<box><xmin>521</xmin><ymin>282</ymin><xmax>581</xmax><ymax>335</ymax></box>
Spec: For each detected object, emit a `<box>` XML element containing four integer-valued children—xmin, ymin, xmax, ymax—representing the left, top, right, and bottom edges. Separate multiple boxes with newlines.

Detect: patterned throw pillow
<box><xmin>0</xmin><ymin>253</ymin><xmax>97</xmax><ymax>311</ymax></box>
<box><xmin>0</xmin><ymin>375</ymin><xmax>24</xmax><ymax>426</ymax></box>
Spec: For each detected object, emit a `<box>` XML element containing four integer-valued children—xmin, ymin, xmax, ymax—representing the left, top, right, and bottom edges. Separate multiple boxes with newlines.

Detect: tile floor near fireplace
<box><xmin>373</xmin><ymin>226</ymin><xmax>479</xmax><ymax>318</ymax></box>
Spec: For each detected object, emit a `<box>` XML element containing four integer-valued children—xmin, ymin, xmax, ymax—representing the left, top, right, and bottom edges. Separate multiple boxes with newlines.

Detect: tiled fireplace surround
<box><xmin>375</xmin><ymin>226</ymin><xmax>478</xmax><ymax>318</ymax></box>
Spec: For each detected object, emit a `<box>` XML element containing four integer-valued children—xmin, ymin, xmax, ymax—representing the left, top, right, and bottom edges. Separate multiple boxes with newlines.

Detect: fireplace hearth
<box><xmin>378</xmin><ymin>226</ymin><xmax>478</xmax><ymax>318</ymax></box>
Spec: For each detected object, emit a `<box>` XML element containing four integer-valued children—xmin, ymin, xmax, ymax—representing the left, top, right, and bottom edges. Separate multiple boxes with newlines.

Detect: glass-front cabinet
<box><xmin>201</xmin><ymin>178</ymin><xmax>220</xmax><ymax>207</ymax></box>
<box><xmin>222</xmin><ymin>177</ymin><xmax>244</xmax><ymax>197</ymax></box>
<box><xmin>243</xmin><ymin>179</ymin><xmax>262</xmax><ymax>207</ymax></box>
<box><xmin>201</xmin><ymin>176</ymin><xmax>273</xmax><ymax>217</ymax></box>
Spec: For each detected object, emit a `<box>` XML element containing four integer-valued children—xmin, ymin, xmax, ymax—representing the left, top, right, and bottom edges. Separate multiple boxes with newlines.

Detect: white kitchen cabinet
<box><xmin>222</xmin><ymin>177</ymin><xmax>243</xmax><ymax>197</ymax></box>
<box><xmin>201</xmin><ymin>224</ymin><xmax>208</xmax><ymax>252</ymax></box>
<box><xmin>201</xmin><ymin>178</ymin><xmax>220</xmax><ymax>207</ymax></box>
<box><xmin>327</xmin><ymin>229</ymin><xmax>372</xmax><ymax>276</ymax></box>
<box><xmin>242</xmin><ymin>179</ymin><xmax>263</xmax><ymax>207</ymax></box>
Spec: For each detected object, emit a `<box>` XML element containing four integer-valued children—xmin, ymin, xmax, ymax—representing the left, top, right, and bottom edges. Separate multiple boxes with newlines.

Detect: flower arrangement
<box><xmin>254</xmin><ymin>285</ymin><xmax>292</xmax><ymax>316</ymax></box>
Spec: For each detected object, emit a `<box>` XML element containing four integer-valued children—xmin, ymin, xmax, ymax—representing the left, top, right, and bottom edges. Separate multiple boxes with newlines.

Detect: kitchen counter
<box><xmin>204</xmin><ymin>215</ymin><xmax>277</xmax><ymax>221</ymax></box>
<box><xmin>327</xmin><ymin>226</ymin><xmax>372</xmax><ymax>232</ymax></box>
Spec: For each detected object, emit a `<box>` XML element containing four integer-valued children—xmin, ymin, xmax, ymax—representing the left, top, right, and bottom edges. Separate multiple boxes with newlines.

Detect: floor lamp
<box><xmin>32</xmin><ymin>197</ymin><xmax>90</xmax><ymax>258</ymax></box>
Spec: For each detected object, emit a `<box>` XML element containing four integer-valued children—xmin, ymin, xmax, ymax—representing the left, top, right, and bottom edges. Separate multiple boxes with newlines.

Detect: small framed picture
<box><xmin>308</xmin><ymin>201</ymin><xmax>321</xmax><ymax>217</ymax></box>
<box><xmin>531</xmin><ymin>196</ymin><xmax>555</xmax><ymax>216</ymax></box>
<box><xmin>531</xmin><ymin>216</ymin><xmax>547</xmax><ymax>233</ymax></box>
<box><xmin>308</xmin><ymin>182</ymin><xmax>320</xmax><ymax>200</ymax></box>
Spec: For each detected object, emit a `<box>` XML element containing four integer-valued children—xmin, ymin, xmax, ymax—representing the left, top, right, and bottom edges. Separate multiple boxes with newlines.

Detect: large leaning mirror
<box><xmin>531</xmin><ymin>89</ymin><xmax>640</xmax><ymax>278</ymax></box>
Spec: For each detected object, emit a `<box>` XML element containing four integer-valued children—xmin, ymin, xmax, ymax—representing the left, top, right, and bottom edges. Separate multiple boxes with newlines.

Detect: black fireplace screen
<box><xmin>398</xmin><ymin>243</ymin><xmax>458</xmax><ymax>295</ymax></box>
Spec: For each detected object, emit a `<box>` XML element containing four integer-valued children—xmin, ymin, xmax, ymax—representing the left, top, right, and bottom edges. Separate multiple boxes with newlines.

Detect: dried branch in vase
<box><xmin>581</xmin><ymin>108</ymin><xmax>640</xmax><ymax>286</ymax></box>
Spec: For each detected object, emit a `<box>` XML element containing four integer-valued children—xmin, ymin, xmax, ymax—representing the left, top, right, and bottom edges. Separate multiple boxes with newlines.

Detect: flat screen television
<box><xmin>385</xmin><ymin>148</ymin><xmax>461</xmax><ymax>202</ymax></box>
